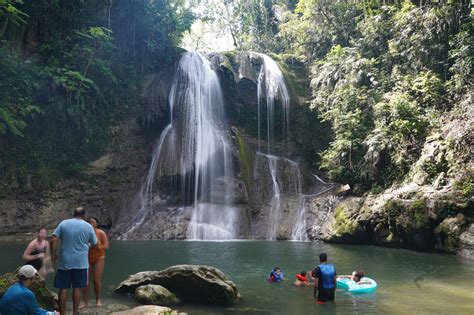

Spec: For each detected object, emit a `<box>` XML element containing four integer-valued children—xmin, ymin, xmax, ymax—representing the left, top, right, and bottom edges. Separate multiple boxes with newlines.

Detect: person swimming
<box><xmin>294</xmin><ymin>271</ymin><xmax>310</xmax><ymax>286</ymax></box>
<box><xmin>268</xmin><ymin>267</ymin><xmax>285</xmax><ymax>282</ymax></box>
<box><xmin>338</xmin><ymin>270</ymin><xmax>370</xmax><ymax>284</ymax></box>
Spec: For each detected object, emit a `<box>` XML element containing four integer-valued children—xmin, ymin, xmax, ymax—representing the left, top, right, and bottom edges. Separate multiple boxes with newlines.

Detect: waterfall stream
<box><xmin>256</xmin><ymin>53</ymin><xmax>290</xmax><ymax>153</ymax></box>
<box><xmin>123</xmin><ymin>52</ymin><xmax>238</xmax><ymax>240</ymax></box>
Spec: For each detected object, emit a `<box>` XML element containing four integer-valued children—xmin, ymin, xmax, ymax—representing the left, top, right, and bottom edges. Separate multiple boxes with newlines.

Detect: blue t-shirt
<box><xmin>53</xmin><ymin>218</ymin><xmax>97</xmax><ymax>270</ymax></box>
<box><xmin>0</xmin><ymin>282</ymin><xmax>54</xmax><ymax>315</ymax></box>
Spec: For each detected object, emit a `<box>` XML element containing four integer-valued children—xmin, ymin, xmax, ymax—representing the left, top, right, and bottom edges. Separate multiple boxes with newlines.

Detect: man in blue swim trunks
<box><xmin>312</xmin><ymin>253</ymin><xmax>336</xmax><ymax>304</ymax></box>
<box><xmin>51</xmin><ymin>207</ymin><xmax>97</xmax><ymax>315</ymax></box>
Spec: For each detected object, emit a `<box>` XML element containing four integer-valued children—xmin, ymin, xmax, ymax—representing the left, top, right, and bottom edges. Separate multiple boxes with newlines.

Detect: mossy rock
<box><xmin>382</xmin><ymin>198</ymin><xmax>435</xmax><ymax>250</ymax></box>
<box><xmin>434</xmin><ymin>214</ymin><xmax>468</xmax><ymax>253</ymax></box>
<box><xmin>383</xmin><ymin>198</ymin><xmax>431</xmax><ymax>232</ymax></box>
<box><xmin>333</xmin><ymin>205</ymin><xmax>358</xmax><ymax>235</ymax></box>
<box><xmin>453</xmin><ymin>170</ymin><xmax>474</xmax><ymax>198</ymax></box>
<box><xmin>233</xmin><ymin>128</ymin><xmax>254</xmax><ymax>203</ymax></box>
<box><xmin>0</xmin><ymin>271</ymin><xmax>56</xmax><ymax>309</ymax></box>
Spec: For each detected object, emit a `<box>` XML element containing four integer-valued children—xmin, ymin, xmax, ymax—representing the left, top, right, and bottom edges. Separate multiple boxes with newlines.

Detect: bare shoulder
<box><xmin>97</xmin><ymin>228</ymin><xmax>108</xmax><ymax>238</ymax></box>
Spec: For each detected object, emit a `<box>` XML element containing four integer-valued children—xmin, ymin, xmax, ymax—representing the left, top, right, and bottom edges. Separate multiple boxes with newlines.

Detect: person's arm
<box><xmin>312</xmin><ymin>268</ymin><xmax>320</xmax><ymax>299</ymax></box>
<box><xmin>23</xmin><ymin>240</ymin><xmax>44</xmax><ymax>261</ymax></box>
<box><xmin>97</xmin><ymin>229</ymin><xmax>109</xmax><ymax>250</ymax></box>
<box><xmin>44</xmin><ymin>241</ymin><xmax>51</xmax><ymax>258</ymax></box>
<box><xmin>89</xmin><ymin>225</ymin><xmax>98</xmax><ymax>247</ymax></box>
<box><xmin>51</xmin><ymin>223</ymin><xmax>62</xmax><ymax>263</ymax></box>
<box><xmin>50</xmin><ymin>236</ymin><xmax>59</xmax><ymax>263</ymax></box>
<box><xmin>24</xmin><ymin>290</ymin><xmax>51</xmax><ymax>315</ymax></box>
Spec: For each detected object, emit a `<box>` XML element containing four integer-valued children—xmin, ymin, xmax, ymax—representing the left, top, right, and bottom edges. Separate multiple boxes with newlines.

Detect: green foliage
<box><xmin>0</xmin><ymin>0</ymin><xmax>28</xmax><ymax>35</ymax></box>
<box><xmin>0</xmin><ymin>0</ymin><xmax>194</xmax><ymax>191</ymax></box>
<box><xmin>279</xmin><ymin>1</ymin><xmax>472</xmax><ymax>190</ymax></box>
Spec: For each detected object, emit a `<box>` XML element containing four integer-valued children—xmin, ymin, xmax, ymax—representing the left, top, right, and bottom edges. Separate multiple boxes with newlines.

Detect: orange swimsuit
<box><xmin>88</xmin><ymin>245</ymin><xmax>105</xmax><ymax>265</ymax></box>
<box><xmin>89</xmin><ymin>230</ymin><xmax>105</xmax><ymax>265</ymax></box>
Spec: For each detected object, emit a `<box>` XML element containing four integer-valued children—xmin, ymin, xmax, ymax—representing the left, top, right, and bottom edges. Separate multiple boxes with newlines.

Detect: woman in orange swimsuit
<box><xmin>81</xmin><ymin>217</ymin><xmax>109</xmax><ymax>308</ymax></box>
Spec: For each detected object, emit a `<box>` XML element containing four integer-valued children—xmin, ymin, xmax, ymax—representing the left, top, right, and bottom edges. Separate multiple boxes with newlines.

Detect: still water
<box><xmin>1</xmin><ymin>240</ymin><xmax>473</xmax><ymax>314</ymax></box>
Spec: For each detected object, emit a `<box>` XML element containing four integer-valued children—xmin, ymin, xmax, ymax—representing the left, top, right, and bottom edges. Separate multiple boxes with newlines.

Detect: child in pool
<box><xmin>294</xmin><ymin>270</ymin><xmax>311</xmax><ymax>286</ymax></box>
<box><xmin>268</xmin><ymin>267</ymin><xmax>285</xmax><ymax>282</ymax></box>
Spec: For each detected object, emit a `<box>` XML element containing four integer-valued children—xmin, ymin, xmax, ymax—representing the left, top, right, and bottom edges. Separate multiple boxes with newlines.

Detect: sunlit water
<box><xmin>1</xmin><ymin>241</ymin><xmax>473</xmax><ymax>314</ymax></box>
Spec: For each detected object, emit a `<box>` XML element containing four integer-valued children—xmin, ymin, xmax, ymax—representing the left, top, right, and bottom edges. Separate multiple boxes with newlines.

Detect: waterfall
<box><xmin>258</xmin><ymin>153</ymin><xmax>303</xmax><ymax>240</ymax></box>
<box><xmin>290</xmin><ymin>195</ymin><xmax>309</xmax><ymax>241</ymax></box>
<box><xmin>256</xmin><ymin>54</ymin><xmax>290</xmax><ymax>153</ymax></box>
<box><xmin>122</xmin><ymin>125</ymin><xmax>173</xmax><ymax>239</ymax></box>
<box><xmin>123</xmin><ymin>52</ymin><xmax>238</xmax><ymax>240</ymax></box>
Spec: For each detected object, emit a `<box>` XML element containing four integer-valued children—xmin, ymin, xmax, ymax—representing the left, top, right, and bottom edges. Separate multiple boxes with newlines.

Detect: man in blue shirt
<box><xmin>0</xmin><ymin>265</ymin><xmax>57</xmax><ymax>315</ymax></box>
<box><xmin>51</xmin><ymin>207</ymin><xmax>97</xmax><ymax>315</ymax></box>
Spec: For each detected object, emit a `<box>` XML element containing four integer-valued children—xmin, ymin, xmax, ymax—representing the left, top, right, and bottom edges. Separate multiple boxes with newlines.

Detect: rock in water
<box><xmin>135</xmin><ymin>284</ymin><xmax>180</xmax><ymax>306</ymax></box>
<box><xmin>0</xmin><ymin>271</ymin><xmax>56</xmax><ymax>309</ymax></box>
<box><xmin>110</xmin><ymin>305</ymin><xmax>173</xmax><ymax>315</ymax></box>
<box><xmin>116</xmin><ymin>265</ymin><xmax>240</xmax><ymax>305</ymax></box>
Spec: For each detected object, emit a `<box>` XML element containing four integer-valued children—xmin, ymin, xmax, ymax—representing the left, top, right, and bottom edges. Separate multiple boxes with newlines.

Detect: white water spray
<box><xmin>256</xmin><ymin>54</ymin><xmax>290</xmax><ymax>153</ymax></box>
<box><xmin>123</xmin><ymin>52</ymin><xmax>238</xmax><ymax>240</ymax></box>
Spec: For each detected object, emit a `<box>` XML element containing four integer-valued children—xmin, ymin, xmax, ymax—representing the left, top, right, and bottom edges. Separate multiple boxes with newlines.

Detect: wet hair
<box><xmin>358</xmin><ymin>270</ymin><xmax>364</xmax><ymax>278</ymax></box>
<box><xmin>88</xmin><ymin>217</ymin><xmax>99</xmax><ymax>225</ymax></box>
<box><xmin>300</xmin><ymin>271</ymin><xmax>307</xmax><ymax>276</ymax></box>
<box><xmin>273</xmin><ymin>267</ymin><xmax>281</xmax><ymax>272</ymax></box>
<box><xmin>74</xmin><ymin>207</ymin><xmax>86</xmax><ymax>218</ymax></box>
<box><xmin>37</xmin><ymin>226</ymin><xmax>46</xmax><ymax>233</ymax></box>
<box><xmin>319</xmin><ymin>253</ymin><xmax>328</xmax><ymax>262</ymax></box>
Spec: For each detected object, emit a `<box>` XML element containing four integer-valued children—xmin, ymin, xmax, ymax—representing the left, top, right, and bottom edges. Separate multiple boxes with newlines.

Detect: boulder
<box><xmin>459</xmin><ymin>223</ymin><xmax>474</xmax><ymax>260</ymax></box>
<box><xmin>434</xmin><ymin>214</ymin><xmax>468</xmax><ymax>253</ymax></box>
<box><xmin>116</xmin><ymin>265</ymin><xmax>240</xmax><ymax>306</ymax></box>
<box><xmin>0</xmin><ymin>271</ymin><xmax>56</xmax><ymax>309</ymax></box>
<box><xmin>135</xmin><ymin>284</ymin><xmax>180</xmax><ymax>306</ymax></box>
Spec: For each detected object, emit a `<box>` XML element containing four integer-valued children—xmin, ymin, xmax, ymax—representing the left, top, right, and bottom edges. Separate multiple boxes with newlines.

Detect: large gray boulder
<box><xmin>116</xmin><ymin>265</ymin><xmax>240</xmax><ymax>306</ymax></box>
<box><xmin>135</xmin><ymin>284</ymin><xmax>180</xmax><ymax>306</ymax></box>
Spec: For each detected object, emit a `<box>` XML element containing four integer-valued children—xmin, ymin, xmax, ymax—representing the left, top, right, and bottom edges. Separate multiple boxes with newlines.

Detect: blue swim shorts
<box><xmin>54</xmin><ymin>269</ymin><xmax>88</xmax><ymax>289</ymax></box>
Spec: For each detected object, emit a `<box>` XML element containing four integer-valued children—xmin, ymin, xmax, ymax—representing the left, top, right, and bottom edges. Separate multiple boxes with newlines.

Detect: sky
<box><xmin>179</xmin><ymin>1</ymin><xmax>236</xmax><ymax>52</ymax></box>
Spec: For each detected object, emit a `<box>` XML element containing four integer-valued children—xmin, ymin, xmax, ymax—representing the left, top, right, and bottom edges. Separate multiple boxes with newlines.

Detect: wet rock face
<box><xmin>0</xmin><ymin>118</ymin><xmax>149</xmax><ymax>238</ymax></box>
<box><xmin>459</xmin><ymin>224</ymin><xmax>474</xmax><ymax>260</ymax></box>
<box><xmin>135</xmin><ymin>284</ymin><xmax>180</xmax><ymax>306</ymax></box>
<box><xmin>116</xmin><ymin>265</ymin><xmax>240</xmax><ymax>306</ymax></box>
<box><xmin>318</xmin><ymin>184</ymin><xmax>472</xmax><ymax>255</ymax></box>
<box><xmin>0</xmin><ymin>272</ymin><xmax>57</xmax><ymax>310</ymax></box>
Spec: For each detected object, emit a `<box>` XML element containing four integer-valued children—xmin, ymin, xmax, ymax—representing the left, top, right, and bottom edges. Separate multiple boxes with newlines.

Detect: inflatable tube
<box><xmin>337</xmin><ymin>277</ymin><xmax>377</xmax><ymax>293</ymax></box>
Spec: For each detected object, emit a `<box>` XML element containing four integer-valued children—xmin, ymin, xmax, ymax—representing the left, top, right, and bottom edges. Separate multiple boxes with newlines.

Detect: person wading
<box><xmin>51</xmin><ymin>207</ymin><xmax>97</xmax><ymax>315</ymax></box>
<box><xmin>22</xmin><ymin>227</ymin><xmax>52</xmax><ymax>279</ymax></box>
<box><xmin>312</xmin><ymin>253</ymin><xmax>337</xmax><ymax>304</ymax></box>
<box><xmin>81</xmin><ymin>217</ymin><xmax>109</xmax><ymax>308</ymax></box>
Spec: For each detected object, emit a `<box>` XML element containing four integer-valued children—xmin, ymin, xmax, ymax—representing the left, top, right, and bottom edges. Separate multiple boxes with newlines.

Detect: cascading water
<box><xmin>290</xmin><ymin>196</ymin><xmax>309</xmax><ymax>241</ymax></box>
<box><xmin>256</xmin><ymin>53</ymin><xmax>290</xmax><ymax>153</ymax></box>
<box><xmin>123</xmin><ymin>52</ymin><xmax>238</xmax><ymax>240</ymax></box>
<box><xmin>258</xmin><ymin>153</ymin><xmax>302</xmax><ymax>240</ymax></box>
<box><xmin>254</xmin><ymin>54</ymin><xmax>301</xmax><ymax>240</ymax></box>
